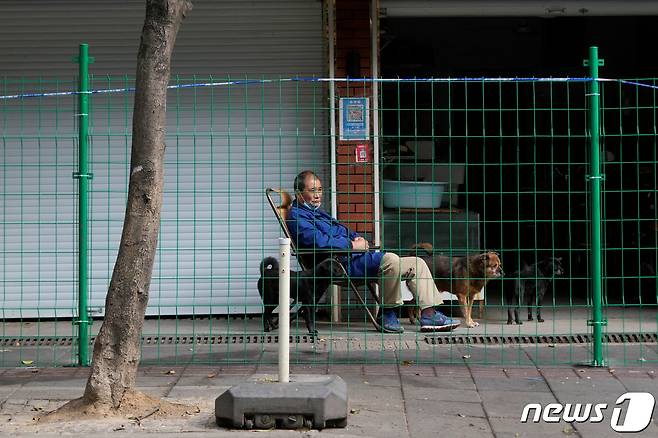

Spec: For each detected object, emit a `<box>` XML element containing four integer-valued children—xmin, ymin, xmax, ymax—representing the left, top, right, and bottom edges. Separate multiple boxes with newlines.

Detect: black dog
<box><xmin>257</xmin><ymin>256</ymin><xmax>345</xmax><ymax>335</ymax></box>
<box><xmin>507</xmin><ymin>257</ymin><xmax>564</xmax><ymax>325</ymax></box>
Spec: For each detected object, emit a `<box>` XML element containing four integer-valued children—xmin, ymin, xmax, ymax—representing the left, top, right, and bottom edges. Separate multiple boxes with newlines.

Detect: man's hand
<box><xmin>352</xmin><ymin>236</ymin><xmax>370</xmax><ymax>250</ymax></box>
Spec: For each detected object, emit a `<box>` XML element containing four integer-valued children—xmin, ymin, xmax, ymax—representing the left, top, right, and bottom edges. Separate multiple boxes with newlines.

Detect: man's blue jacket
<box><xmin>286</xmin><ymin>200</ymin><xmax>384</xmax><ymax>278</ymax></box>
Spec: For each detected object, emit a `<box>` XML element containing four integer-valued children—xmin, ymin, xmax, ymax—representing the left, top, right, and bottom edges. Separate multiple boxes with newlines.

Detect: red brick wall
<box><xmin>335</xmin><ymin>0</ymin><xmax>374</xmax><ymax>235</ymax></box>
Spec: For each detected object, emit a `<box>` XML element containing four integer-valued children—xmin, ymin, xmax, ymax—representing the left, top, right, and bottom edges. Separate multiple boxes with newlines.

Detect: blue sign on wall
<box><xmin>339</xmin><ymin>97</ymin><xmax>369</xmax><ymax>140</ymax></box>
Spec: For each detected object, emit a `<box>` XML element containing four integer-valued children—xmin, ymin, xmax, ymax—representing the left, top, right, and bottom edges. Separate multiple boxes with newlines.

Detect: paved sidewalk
<box><xmin>0</xmin><ymin>344</ymin><xmax>657</xmax><ymax>437</ymax></box>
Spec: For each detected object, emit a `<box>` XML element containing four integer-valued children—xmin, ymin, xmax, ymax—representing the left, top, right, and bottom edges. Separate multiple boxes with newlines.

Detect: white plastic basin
<box><xmin>382</xmin><ymin>180</ymin><xmax>447</xmax><ymax>209</ymax></box>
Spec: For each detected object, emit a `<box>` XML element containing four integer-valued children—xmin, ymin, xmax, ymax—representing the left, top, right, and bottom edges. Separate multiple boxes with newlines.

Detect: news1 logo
<box><xmin>521</xmin><ymin>392</ymin><xmax>655</xmax><ymax>433</ymax></box>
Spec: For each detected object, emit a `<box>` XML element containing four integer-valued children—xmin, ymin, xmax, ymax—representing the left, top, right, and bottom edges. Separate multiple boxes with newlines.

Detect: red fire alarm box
<box><xmin>355</xmin><ymin>143</ymin><xmax>369</xmax><ymax>163</ymax></box>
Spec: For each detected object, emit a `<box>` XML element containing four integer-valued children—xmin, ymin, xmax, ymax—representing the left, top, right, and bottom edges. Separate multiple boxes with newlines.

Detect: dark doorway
<box><xmin>380</xmin><ymin>16</ymin><xmax>658</xmax><ymax>304</ymax></box>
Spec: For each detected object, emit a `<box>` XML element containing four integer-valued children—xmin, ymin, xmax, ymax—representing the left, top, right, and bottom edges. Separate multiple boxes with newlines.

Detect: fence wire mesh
<box><xmin>0</xmin><ymin>71</ymin><xmax>656</xmax><ymax>368</ymax></box>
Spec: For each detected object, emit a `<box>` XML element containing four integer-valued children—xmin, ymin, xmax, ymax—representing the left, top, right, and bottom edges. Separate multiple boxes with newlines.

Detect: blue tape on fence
<box><xmin>614</xmin><ymin>79</ymin><xmax>658</xmax><ymax>90</ymax></box>
<box><xmin>1</xmin><ymin>77</ymin><xmax>656</xmax><ymax>101</ymax></box>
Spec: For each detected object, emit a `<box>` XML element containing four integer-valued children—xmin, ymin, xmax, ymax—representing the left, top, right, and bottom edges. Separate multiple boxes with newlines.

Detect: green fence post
<box><xmin>585</xmin><ymin>46</ymin><xmax>606</xmax><ymax>367</ymax></box>
<box><xmin>73</xmin><ymin>43</ymin><xmax>93</xmax><ymax>366</ymax></box>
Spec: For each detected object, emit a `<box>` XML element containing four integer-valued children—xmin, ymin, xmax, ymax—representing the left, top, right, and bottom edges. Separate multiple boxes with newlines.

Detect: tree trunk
<box><xmin>55</xmin><ymin>0</ymin><xmax>192</xmax><ymax>415</ymax></box>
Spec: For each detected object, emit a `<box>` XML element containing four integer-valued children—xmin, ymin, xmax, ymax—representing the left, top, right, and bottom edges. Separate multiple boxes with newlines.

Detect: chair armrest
<box><xmin>294</xmin><ymin>246</ymin><xmax>381</xmax><ymax>256</ymax></box>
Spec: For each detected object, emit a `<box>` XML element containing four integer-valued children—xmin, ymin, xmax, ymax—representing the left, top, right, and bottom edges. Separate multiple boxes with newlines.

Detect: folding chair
<box><xmin>265</xmin><ymin>188</ymin><xmax>392</xmax><ymax>332</ymax></box>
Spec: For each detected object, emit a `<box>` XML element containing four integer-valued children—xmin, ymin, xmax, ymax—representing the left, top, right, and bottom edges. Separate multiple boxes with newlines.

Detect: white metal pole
<box><xmin>278</xmin><ymin>237</ymin><xmax>290</xmax><ymax>383</ymax></box>
<box><xmin>328</xmin><ymin>0</ymin><xmax>341</xmax><ymax>323</ymax></box>
<box><xmin>371</xmin><ymin>0</ymin><xmax>381</xmax><ymax>247</ymax></box>
<box><xmin>329</xmin><ymin>0</ymin><xmax>337</xmax><ymax>220</ymax></box>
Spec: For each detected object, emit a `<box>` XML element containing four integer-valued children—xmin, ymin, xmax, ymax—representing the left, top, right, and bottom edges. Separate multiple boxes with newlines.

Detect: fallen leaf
<box><xmin>207</xmin><ymin>373</ymin><xmax>217</xmax><ymax>379</ymax></box>
<box><xmin>257</xmin><ymin>377</ymin><xmax>277</xmax><ymax>383</ymax></box>
<box><xmin>562</xmin><ymin>425</ymin><xmax>575</xmax><ymax>435</ymax></box>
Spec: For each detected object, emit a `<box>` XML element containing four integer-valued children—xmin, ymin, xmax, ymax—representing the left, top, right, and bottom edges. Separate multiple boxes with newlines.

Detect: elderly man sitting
<box><xmin>286</xmin><ymin>170</ymin><xmax>460</xmax><ymax>333</ymax></box>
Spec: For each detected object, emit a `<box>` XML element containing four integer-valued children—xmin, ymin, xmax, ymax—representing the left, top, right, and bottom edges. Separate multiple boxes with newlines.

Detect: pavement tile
<box><xmin>0</xmin><ymin>385</ymin><xmax>19</xmax><ymax>400</ymax></box>
<box><xmin>480</xmin><ymin>390</ymin><xmax>558</xmax><ymax>419</ymax></box>
<box><xmin>1</xmin><ymin>360</ymin><xmax>657</xmax><ymax>437</ymax></box>
<box><xmin>401</xmin><ymin>374</ymin><xmax>477</xmax><ymax>395</ymax></box>
<box><xmin>339</xmin><ymin>404</ymin><xmax>409</xmax><ymax>438</ymax></box>
<box><xmin>174</xmin><ymin>374</ymin><xmax>248</xmax><ymax>387</ymax></box>
<box><xmin>139</xmin><ymin>366</ymin><xmax>186</xmax><ymax>376</ymax></box>
<box><xmin>460</xmin><ymin>345</ymin><xmax>535</xmax><ymax>366</ymax></box>
<box><xmin>471</xmin><ymin>375</ymin><xmax>551</xmax><ymax>392</ymax></box>
<box><xmin>575</xmin><ymin>419</ymin><xmax>658</xmax><ymax>438</ymax></box>
<box><xmin>362</xmin><ymin>364</ymin><xmax>397</xmax><ymax>375</ymax></box>
<box><xmin>406</xmin><ymin>412</ymin><xmax>494</xmax><ymax>438</ymax></box>
<box><xmin>219</xmin><ymin>365</ymin><xmax>257</xmax><ymax>374</ymax></box>
<box><xmin>434</xmin><ymin>364</ymin><xmax>473</xmax><ymax>377</ymax></box>
<box><xmin>605</xmin><ymin>344</ymin><xmax>658</xmax><ymax>367</ymax></box>
<box><xmin>489</xmin><ymin>417</ymin><xmax>581</xmax><ymax>437</ymax></box>
<box><xmin>0</xmin><ymin>371</ymin><xmax>38</xmax><ymax>386</ymax></box>
<box><xmin>406</xmin><ymin>398</ymin><xmax>486</xmax><ymax>419</ymax></box>
<box><xmin>289</xmin><ymin>365</ymin><xmax>328</xmax><ymax>374</ymax></box>
<box><xmin>479</xmin><ymin>376</ymin><xmax>551</xmax><ymax>393</ymax></box>
<box><xmin>538</xmin><ymin>367</ymin><xmax>580</xmax><ymax>379</ymax></box>
<box><xmin>178</xmin><ymin>366</ymin><xmax>221</xmax><ymax>376</ymax></box>
<box><xmin>415</xmin><ymin>375</ymin><xmax>476</xmax><ymax>391</ymax></box>
<box><xmin>525</xmin><ymin>344</ymin><xmax>592</xmax><ymax>365</ymax></box>
<box><xmin>548</xmin><ymin>376</ymin><xmax>628</xmax><ymax>400</ymax></box>
<box><xmin>613</xmin><ymin>374</ymin><xmax>658</xmax><ymax>393</ymax></box>
<box><xmin>403</xmin><ymin>385</ymin><xmax>481</xmax><ymax>404</ymax></box>
<box><xmin>168</xmin><ymin>385</ymin><xmax>229</xmax><ymax>399</ymax></box>
<box><xmin>502</xmin><ymin>366</ymin><xmax>543</xmax><ymax>378</ymax></box>
<box><xmin>397</xmin><ymin>364</ymin><xmax>435</xmax><ymax>376</ymax></box>
<box><xmin>347</xmin><ymin>382</ymin><xmax>403</xmax><ymax>406</ymax></box>
<box><xmin>329</xmin><ymin>364</ymin><xmax>363</xmax><ymax>375</ymax></box>
<box><xmin>356</xmin><ymin>374</ymin><xmax>400</xmax><ymax>387</ymax></box>
<box><xmin>9</xmin><ymin>387</ymin><xmax>84</xmax><ymax>401</ymax></box>
<box><xmin>133</xmin><ymin>375</ymin><xmax>179</xmax><ymax>387</ymax></box>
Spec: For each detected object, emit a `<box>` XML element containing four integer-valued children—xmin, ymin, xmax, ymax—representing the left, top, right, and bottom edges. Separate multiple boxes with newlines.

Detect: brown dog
<box><xmin>412</xmin><ymin>243</ymin><xmax>503</xmax><ymax>328</ymax></box>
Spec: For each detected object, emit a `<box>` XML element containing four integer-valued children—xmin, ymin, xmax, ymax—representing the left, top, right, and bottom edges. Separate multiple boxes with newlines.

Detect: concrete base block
<box><xmin>215</xmin><ymin>374</ymin><xmax>348</xmax><ymax>430</ymax></box>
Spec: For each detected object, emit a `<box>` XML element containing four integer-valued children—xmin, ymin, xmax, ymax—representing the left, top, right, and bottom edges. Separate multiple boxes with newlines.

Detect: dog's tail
<box><xmin>411</xmin><ymin>242</ymin><xmax>433</xmax><ymax>256</ymax></box>
<box><xmin>260</xmin><ymin>257</ymin><xmax>279</xmax><ymax>275</ymax></box>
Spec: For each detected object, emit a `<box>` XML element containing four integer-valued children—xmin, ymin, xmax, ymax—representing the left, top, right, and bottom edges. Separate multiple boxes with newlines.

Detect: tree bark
<box><xmin>62</xmin><ymin>0</ymin><xmax>192</xmax><ymax>412</ymax></box>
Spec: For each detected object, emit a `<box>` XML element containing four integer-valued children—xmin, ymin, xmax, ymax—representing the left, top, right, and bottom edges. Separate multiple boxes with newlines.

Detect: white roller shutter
<box><xmin>0</xmin><ymin>0</ymin><xmax>326</xmax><ymax>317</ymax></box>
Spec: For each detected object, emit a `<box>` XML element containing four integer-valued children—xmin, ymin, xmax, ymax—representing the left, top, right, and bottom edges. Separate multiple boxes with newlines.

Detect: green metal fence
<box><xmin>1</xmin><ymin>46</ymin><xmax>656</xmax><ymax>368</ymax></box>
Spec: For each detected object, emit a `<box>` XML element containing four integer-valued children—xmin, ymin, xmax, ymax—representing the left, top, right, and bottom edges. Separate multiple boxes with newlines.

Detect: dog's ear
<box><xmin>280</xmin><ymin>190</ymin><xmax>293</xmax><ymax>209</ymax></box>
<box><xmin>411</xmin><ymin>242</ymin><xmax>433</xmax><ymax>256</ymax></box>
